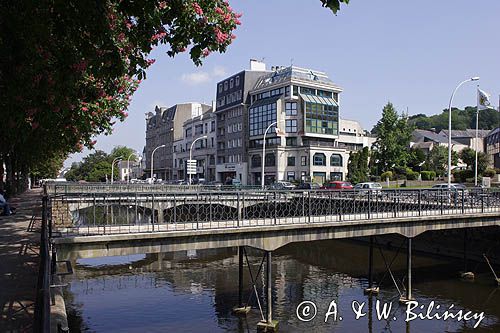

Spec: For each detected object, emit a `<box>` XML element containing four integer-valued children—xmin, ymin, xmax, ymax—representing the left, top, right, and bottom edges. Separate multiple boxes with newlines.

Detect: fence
<box><xmin>48</xmin><ymin>188</ymin><xmax>500</xmax><ymax>237</ymax></box>
<box><xmin>34</xmin><ymin>195</ymin><xmax>50</xmax><ymax>332</ymax></box>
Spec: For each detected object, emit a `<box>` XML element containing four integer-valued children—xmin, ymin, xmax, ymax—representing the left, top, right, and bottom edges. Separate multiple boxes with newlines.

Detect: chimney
<box><xmin>250</xmin><ymin>59</ymin><xmax>266</xmax><ymax>71</ymax></box>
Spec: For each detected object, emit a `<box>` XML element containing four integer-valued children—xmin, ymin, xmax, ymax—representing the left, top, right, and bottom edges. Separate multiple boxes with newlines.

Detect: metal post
<box><xmin>418</xmin><ymin>190</ymin><xmax>421</xmax><ymax>216</ymax></box>
<box><xmin>464</xmin><ymin>229</ymin><xmax>468</xmax><ymax>272</ymax></box>
<box><xmin>308</xmin><ymin>192</ymin><xmax>311</xmax><ymax>223</ymax></box>
<box><xmin>238</xmin><ymin>246</ymin><xmax>244</xmax><ymax>307</ymax></box>
<box><xmin>173</xmin><ymin>193</ymin><xmax>177</xmax><ymax>224</ymax></box>
<box><xmin>266</xmin><ymin>251</ymin><xmax>272</xmax><ymax>323</ymax></box>
<box><xmin>406</xmin><ymin>237</ymin><xmax>412</xmax><ymax>301</ymax></box>
<box><xmin>368</xmin><ymin>236</ymin><xmax>373</xmax><ymax>289</ymax></box>
<box><xmin>237</xmin><ymin>192</ymin><xmax>241</xmax><ymax>227</ymax></box>
<box><xmin>273</xmin><ymin>192</ymin><xmax>277</xmax><ymax>225</ymax></box>
<box><xmin>367</xmin><ymin>190</ymin><xmax>371</xmax><ymax>220</ymax></box>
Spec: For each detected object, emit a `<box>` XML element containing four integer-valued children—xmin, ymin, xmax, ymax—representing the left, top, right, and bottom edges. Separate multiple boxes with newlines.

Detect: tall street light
<box><xmin>126</xmin><ymin>152</ymin><xmax>136</xmax><ymax>183</ymax></box>
<box><xmin>189</xmin><ymin>135</ymin><xmax>208</xmax><ymax>185</ymax></box>
<box><xmin>150</xmin><ymin>144</ymin><xmax>166</xmax><ymax>182</ymax></box>
<box><xmin>111</xmin><ymin>157</ymin><xmax>123</xmax><ymax>184</ymax></box>
<box><xmin>447</xmin><ymin>77</ymin><xmax>479</xmax><ymax>187</ymax></box>
<box><xmin>261</xmin><ymin>121</ymin><xmax>282</xmax><ymax>189</ymax></box>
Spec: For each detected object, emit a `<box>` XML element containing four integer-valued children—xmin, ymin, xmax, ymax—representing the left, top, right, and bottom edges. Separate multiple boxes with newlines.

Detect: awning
<box><xmin>300</xmin><ymin>93</ymin><xmax>338</xmax><ymax>107</ymax></box>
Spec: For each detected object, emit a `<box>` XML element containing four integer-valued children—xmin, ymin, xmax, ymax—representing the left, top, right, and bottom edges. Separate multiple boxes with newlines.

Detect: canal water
<box><xmin>63</xmin><ymin>237</ymin><xmax>500</xmax><ymax>333</ymax></box>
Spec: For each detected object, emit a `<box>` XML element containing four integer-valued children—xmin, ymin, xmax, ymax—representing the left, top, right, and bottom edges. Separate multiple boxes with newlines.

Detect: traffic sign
<box><xmin>187</xmin><ymin>159</ymin><xmax>197</xmax><ymax>175</ymax></box>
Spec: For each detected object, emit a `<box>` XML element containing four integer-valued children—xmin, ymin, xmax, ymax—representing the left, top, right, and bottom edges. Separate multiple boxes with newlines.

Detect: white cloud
<box><xmin>181</xmin><ymin>66</ymin><xmax>227</xmax><ymax>85</ymax></box>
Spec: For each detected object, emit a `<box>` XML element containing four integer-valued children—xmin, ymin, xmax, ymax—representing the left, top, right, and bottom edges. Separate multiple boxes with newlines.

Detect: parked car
<box><xmin>296</xmin><ymin>182</ymin><xmax>321</xmax><ymax>190</ymax></box>
<box><xmin>353</xmin><ymin>182</ymin><xmax>383</xmax><ymax>195</ymax></box>
<box><xmin>269</xmin><ymin>181</ymin><xmax>296</xmax><ymax>190</ymax></box>
<box><xmin>423</xmin><ymin>183</ymin><xmax>469</xmax><ymax>201</ymax></box>
<box><xmin>321</xmin><ymin>181</ymin><xmax>353</xmax><ymax>190</ymax></box>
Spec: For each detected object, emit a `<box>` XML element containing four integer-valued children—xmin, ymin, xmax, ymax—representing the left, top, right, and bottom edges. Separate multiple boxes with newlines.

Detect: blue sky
<box><xmin>65</xmin><ymin>0</ymin><xmax>500</xmax><ymax>166</ymax></box>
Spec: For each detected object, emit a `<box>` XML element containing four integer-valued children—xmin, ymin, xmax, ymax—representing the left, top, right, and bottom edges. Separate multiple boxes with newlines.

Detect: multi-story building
<box><xmin>214</xmin><ymin>59</ymin><xmax>268</xmax><ymax>185</ymax></box>
<box><xmin>485</xmin><ymin>128</ymin><xmax>500</xmax><ymax>168</ymax></box>
<box><xmin>172</xmin><ymin>108</ymin><xmax>217</xmax><ymax>182</ymax></box>
<box><xmin>145</xmin><ymin>103</ymin><xmax>211</xmax><ymax>181</ymax></box>
<box><xmin>246</xmin><ymin>65</ymin><xmax>350</xmax><ymax>185</ymax></box>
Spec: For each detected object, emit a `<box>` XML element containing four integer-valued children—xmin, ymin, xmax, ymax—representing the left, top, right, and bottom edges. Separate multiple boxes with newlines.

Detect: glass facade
<box><xmin>249</xmin><ymin>102</ymin><xmax>277</xmax><ymax>136</ymax></box>
<box><xmin>303</xmin><ymin>96</ymin><xmax>339</xmax><ymax>136</ymax></box>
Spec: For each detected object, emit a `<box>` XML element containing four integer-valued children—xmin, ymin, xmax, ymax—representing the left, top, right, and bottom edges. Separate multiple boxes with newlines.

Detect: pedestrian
<box><xmin>0</xmin><ymin>189</ymin><xmax>13</xmax><ymax>216</ymax></box>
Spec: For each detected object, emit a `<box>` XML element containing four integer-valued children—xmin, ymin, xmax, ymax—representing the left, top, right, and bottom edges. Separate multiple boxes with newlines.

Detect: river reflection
<box><xmin>63</xmin><ymin>238</ymin><xmax>500</xmax><ymax>332</ymax></box>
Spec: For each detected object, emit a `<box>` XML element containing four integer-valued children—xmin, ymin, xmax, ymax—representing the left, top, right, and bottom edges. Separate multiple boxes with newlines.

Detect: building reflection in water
<box><xmin>64</xmin><ymin>238</ymin><xmax>500</xmax><ymax>333</ymax></box>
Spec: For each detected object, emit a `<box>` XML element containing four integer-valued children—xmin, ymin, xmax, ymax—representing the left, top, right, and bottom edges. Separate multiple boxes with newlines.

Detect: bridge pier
<box><xmin>233</xmin><ymin>246</ymin><xmax>251</xmax><ymax>315</ymax></box>
<box><xmin>461</xmin><ymin>228</ymin><xmax>475</xmax><ymax>279</ymax></box>
<box><xmin>364</xmin><ymin>236</ymin><xmax>379</xmax><ymax>295</ymax></box>
<box><xmin>400</xmin><ymin>237</ymin><xmax>413</xmax><ymax>304</ymax></box>
<box><xmin>257</xmin><ymin>251</ymin><xmax>278</xmax><ymax>332</ymax></box>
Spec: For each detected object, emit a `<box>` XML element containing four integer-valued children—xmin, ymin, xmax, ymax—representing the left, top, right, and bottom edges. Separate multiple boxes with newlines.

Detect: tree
<box><xmin>372</xmin><ymin>102</ymin><xmax>414</xmax><ymax>173</ymax></box>
<box><xmin>347</xmin><ymin>147</ymin><xmax>370</xmax><ymax>183</ymax></box>
<box><xmin>459</xmin><ymin>147</ymin><xmax>489</xmax><ymax>175</ymax></box>
<box><xmin>425</xmin><ymin>145</ymin><xmax>458</xmax><ymax>177</ymax></box>
<box><xmin>407</xmin><ymin>148</ymin><xmax>426</xmax><ymax>171</ymax></box>
<box><xmin>110</xmin><ymin>146</ymin><xmax>138</xmax><ymax>162</ymax></box>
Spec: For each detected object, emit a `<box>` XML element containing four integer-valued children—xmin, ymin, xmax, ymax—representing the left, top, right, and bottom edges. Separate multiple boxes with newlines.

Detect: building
<box><xmin>485</xmin><ymin>128</ymin><xmax>500</xmax><ymax>168</ymax></box>
<box><xmin>117</xmin><ymin>159</ymin><xmax>143</xmax><ymax>181</ymax></box>
<box><xmin>411</xmin><ymin>129</ymin><xmax>468</xmax><ymax>153</ymax></box>
<box><xmin>214</xmin><ymin>59</ymin><xmax>269</xmax><ymax>185</ymax></box>
<box><xmin>172</xmin><ymin>108</ymin><xmax>217</xmax><ymax>182</ymax></box>
<box><xmin>439</xmin><ymin>129</ymin><xmax>489</xmax><ymax>153</ymax></box>
<box><xmin>145</xmin><ymin>103</ymin><xmax>211</xmax><ymax>181</ymax></box>
<box><xmin>246</xmin><ymin>65</ymin><xmax>352</xmax><ymax>185</ymax></box>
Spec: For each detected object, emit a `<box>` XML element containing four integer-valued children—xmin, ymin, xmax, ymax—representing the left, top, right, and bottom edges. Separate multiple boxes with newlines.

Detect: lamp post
<box><xmin>261</xmin><ymin>121</ymin><xmax>282</xmax><ymax>189</ymax></box>
<box><xmin>111</xmin><ymin>157</ymin><xmax>123</xmax><ymax>184</ymax></box>
<box><xmin>150</xmin><ymin>144</ymin><xmax>166</xmax><ymax>182</ymax></box>
<box><xmin>126</xmin><ymin>152</ymin><xmax>136</xmax><ymax>183</ymax></box>
<box><xmin>189</xmin><ymin>135</ymin><xmax>208</xmax><ymax>185</ymax></box>
<box><xmin>447</xmin><ymin>77</ymin><xmax>479</xmax><ymax>187</ymax></box>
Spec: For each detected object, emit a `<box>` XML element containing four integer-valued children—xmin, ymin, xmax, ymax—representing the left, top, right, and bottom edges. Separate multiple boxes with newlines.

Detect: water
<box><xmin>63</xmin><ymin>238</ymin><xmax>500</xmax><ymax>333</ymax></box>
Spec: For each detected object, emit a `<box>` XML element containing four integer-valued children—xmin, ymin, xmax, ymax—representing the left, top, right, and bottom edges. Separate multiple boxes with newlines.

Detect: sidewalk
<box><xmin>0</xmin><ymin>188</ymin><xmax>43</xmax><ymax>332</ymax></box>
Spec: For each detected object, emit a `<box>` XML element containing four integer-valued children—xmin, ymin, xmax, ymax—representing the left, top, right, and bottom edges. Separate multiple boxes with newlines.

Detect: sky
<box><xmin>64</xmin><ymin>0</ymin><xmax>500</xmax><ymax>167</ymax></box>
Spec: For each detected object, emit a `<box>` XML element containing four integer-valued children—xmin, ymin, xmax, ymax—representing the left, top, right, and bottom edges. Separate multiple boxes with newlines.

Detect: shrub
<box><xmin>420</xmin><ymin>170</ymin><xmax>436</xmax><ymax>181</ymax></box>
<box><xmin>380</xmin><ymin>171</ymin><xmax>393</xmax><ymax>181</ymax></box>
<box><xmin>453</xmin><ymin>169</ymin><xmax>474</xmax><ymax>182</ymax></box>
<box><xmin>406</xmin><ymin>170</ymin><xmax>419</xmax><ymax>180</ymax></box>
<box><xmin>483</xmin><ymin>168</ymin><xmax>496</xmax><ymax>178</ymax></box>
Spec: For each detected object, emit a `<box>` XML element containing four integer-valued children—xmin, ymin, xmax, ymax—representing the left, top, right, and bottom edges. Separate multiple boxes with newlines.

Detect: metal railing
<box><xmin>34</xmin><ymin>195</ymin><xmax>50</xmax><ymax>332</ymax></box>
<box><xmin>48</xmin><ymin>188</ymin><xmax>500</xmax><ymax>237</ymax></box>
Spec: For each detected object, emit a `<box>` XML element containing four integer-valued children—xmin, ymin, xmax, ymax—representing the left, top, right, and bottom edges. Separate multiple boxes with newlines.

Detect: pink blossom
<box><xmin>82</xmin><ymin>107</ymin><xmax>89</xmax><ymax>111</ymax></box>
<box><xmin>215</xmin><ymin>7</ymin><xmax>224</xmax><ymax>15</ymax></box>
<box><xmin>31</xmin><ymin>122</ymin><xmax>39</xmax><ymax>130</ymax></box>
<box><xmin>146</xmin><ymin>59</ymin><xmax>156</xmax><ymax>65</ymax></box>
<box><xmin>158</xmin><ymin>1</ymin><xmax>167</xmax><ymax>9</ymax></box>
<box><xmin>202</xmin><ymin>49</ymin><xmax>210</xmax><ymax>57</ymax></box>
<box><xmin>192</xmin><ymin>2</ymin><xmax>203</xmax><ymax>15</ymax></box>
<box><xmin>214</xmin><ymin>28</ymin><xmax>228</xmax><ymax>44</ymax></box>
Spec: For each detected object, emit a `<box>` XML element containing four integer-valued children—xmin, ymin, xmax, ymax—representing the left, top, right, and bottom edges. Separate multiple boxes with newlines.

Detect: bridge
<box><xmin>45</xmin><ymin>184</ymin><xmax>500</xmax><ymax>332</ymax></box>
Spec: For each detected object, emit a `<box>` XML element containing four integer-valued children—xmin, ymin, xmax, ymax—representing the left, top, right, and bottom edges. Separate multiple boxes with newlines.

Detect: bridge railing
<box><xmin>48</xmin><ymin>188</ymin><xmax>500</xmax><ymax>236</ymax></box>
<box><xmin>45</xmin><ymin>182</ymin><xmax>261</xmax><ymax>195</ymax></box>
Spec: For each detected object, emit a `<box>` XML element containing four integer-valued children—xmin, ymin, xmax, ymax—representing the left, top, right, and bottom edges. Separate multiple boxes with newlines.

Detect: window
<box><xmin>185</xmin><ymin>127</ymin><xmax>192</xmax><ymax>137</ymax></box>
<box><xmin>249</xmin><ymin>102</ymin><xmax>277</xmax><ymax>136</ymax></box>
<box><xmin>236</xmin><ymin>76</ymin><xmax>240</xmax><ymax>86</ymax></box>
<box><xmin>218</xmin><ymin>84</ymin><xmax>222</xmax><ymax>93</ymax></box>
<box><xmin>301</xmin><ymin>87</ymin><xmax>315</xmax><ymax>95</ymax></box>
<box><xmin>293</xmin><ymin>85</ymin><xmax>299</xmax><ymax>96</ymax></box>
<box><xmin>287</xmin><ymin>156</ymin><xmax>295</xmax><ymax>166</ymax></box>
<box><xmin>330</xmin><ymin>154</ymin><xmax>342</xmax><ymax>166</ymax></box>
<box><xmin>285</xmin><ymin>102</ymin><xmax>297</xmax><ymax>116</ymax></box>
<box><xmin>211</xmin><ymin>121</ymin><xmax>215</xmax><ymax>132</ymax></box>
<box><xmin>286</xmin><ymin>137</ymin><xmax>297</xmax><ymax>146</ymax></box>
<box><xmin>228</xmin><ymin>140</ymin><xmax>232</xmax><ymax>148</ymax></box>
<box><xmin>304</xmin><ymin>101</ymin><xmax>338</xmax><ymax>135</ymax></box>
<box><xmin>287</xmin><ymin>171</ymin><xmax>295</xmax><ymax>181</ymax></box>
<box><xmin>251</xmin><ymin>155</ymin><xmax>261</xmax><ymax>168</ymax></box>
<box><xmin>224</xmin><ymin>81</ymin><xmax>228</xmax><ymax>91</ymax></box>
<box><xmin>211</xmin><ymin>137</ymin><xmax>214</xmax><ymax>147</ymax></box>
<box><xmin>230</xmin><ymin>78</ymin><xmax>234</xmax><ymax>88</ymax></box>
<box><xmin>313</xmin><ymin>153</ymin><xmax>326</xmax><ymax>166</ymax></box>
<box><xmin>301</xmin><ymin>156</ymin><xmax>307</xmax><ymax>166</ymax></box>
<box><xmin>285</xmin><ymin>119</ymin><xmax>297</xmax><ymax>133</ymax></box>
<box><xmin>265</xmin><ymin>153</ymin><xmax>276</xmax><ymax>167</ymax></box>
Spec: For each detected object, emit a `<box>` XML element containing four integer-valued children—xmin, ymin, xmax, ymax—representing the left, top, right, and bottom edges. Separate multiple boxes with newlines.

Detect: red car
<box><xmin>321</xmin><ymin>181</ymin><xmax>353</xmax><ymax>190</ymax></box>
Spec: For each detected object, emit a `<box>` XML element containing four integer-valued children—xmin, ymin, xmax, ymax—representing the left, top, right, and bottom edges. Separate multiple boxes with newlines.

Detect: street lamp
<box><xmin>111</xmin><ymin>157</ymin><xmax>123</xmax><ymax>184</ymax></box>
<box><xmin>150</xmin><ymin>144</ymin><xmax>166</xmax><ymax>182</ymax></box>
<box><xmin>261</xmin><ymin>121</ymin><xmax>282</xmax><ymax>189</ymax></box>
<box><xmin>189</xmin><ymin>135</ymin><xmax>208</xmax><ymax>185</ymax></box>
<box><xmin>447</xmin><ymin>77</ymin><xmax>479</xmax><ymax>187</ymax></box>
<box><xmin>126</xmin><ymin>152</ymin><xmax>136</xmax><ymax>183</ymax></box>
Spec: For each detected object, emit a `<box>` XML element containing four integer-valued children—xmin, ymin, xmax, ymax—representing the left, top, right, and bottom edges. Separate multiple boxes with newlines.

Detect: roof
<box><xmin>412</xmin><ymin>142</ymin><xmax>434</xmax><ymax>149</ymax></box>
<box><xmin>300</xmin><ymin>93</ymin><xmax>338</xmax><ymax>107</ymax></box>
<box><xmin>413</xmin><ymin>129</ymin><xmax>450</xmax><ymax>144</ymax></box>
<box><xmin>440</xmin><ymin>129</ymin><xmax>491</xmax><ymax>139</ymax></box>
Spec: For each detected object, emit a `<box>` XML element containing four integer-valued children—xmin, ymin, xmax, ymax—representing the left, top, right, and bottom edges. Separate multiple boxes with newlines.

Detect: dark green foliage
<box><xmin>408</xmin><ymin>107</ymin><xmax>499</xmax><ymax>131</ymax></box>
<box><xmin>420</xmin><ymin>170</ymin><xmax>436</xmax><ymax>181</ymax></box>
<box><xmin>347</xmin><ymin>147</ymin><xmax>369</xmax><ymax>183</ymax></box>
